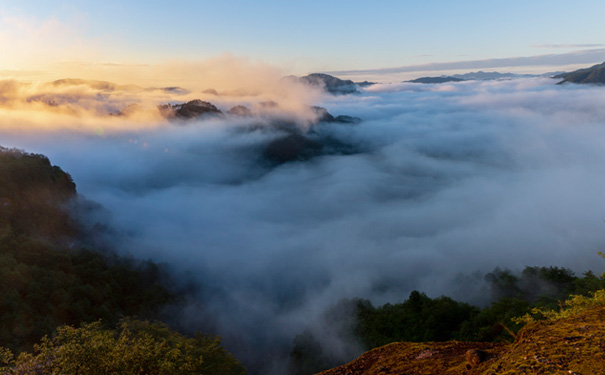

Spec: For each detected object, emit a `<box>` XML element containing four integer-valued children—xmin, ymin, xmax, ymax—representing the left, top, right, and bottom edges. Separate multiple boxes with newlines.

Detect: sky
<box><xmin>2</xmin><ymin>1</ymin><xmax>605</xmax><ymax>82</ymax></box>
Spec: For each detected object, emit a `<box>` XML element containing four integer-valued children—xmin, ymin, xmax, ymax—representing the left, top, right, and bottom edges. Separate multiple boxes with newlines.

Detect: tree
<box><xmin>2</xmin><ymin>320</ymin><xmax>245</xmax><ymax>375</ymax></box>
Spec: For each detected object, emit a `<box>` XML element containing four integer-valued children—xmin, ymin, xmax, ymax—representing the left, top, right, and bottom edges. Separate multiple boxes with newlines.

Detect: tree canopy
<box><xmin>1</xmin><ymin>319</ymin><xmax>245</xmax><ymax>375</ymax></box>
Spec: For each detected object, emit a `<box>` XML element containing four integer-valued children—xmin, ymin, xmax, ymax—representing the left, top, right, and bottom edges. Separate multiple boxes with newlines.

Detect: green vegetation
<box><xmin>0</xmin><ymin>147</ymin><xmax>174</xmax><ymax>352</ymax></box>
<box><xmin>514</xmin><ymin>289</ymin><xmax>605</xmax><ymax>324</ymax></box>
<box><xmin>0</xmin><ymin>146</ymin><xmax>76</xmax><ymax>242</ymax></box>
<box><xmin>0</xmin><ymin>146</ymin><xmax>245</xmax><ymax>373</ymax></box>
<box><xmin>355</xmin><ymin>291</ymin><xmax>477</xmax><ymax>347</ymax></box>
<box><xmin>0</xmin><ymin>319</ymin><xmax>245</xmax><ymax>375</ymax></box>
<box><xmin>355</xmin><ymin>265</ymin><xmax>605</xmax><ymax>346</ymax></box>
<box><xmin>289</xmin><ymin>265</ymin><xmax>605</xmax><ymax>375</ymax></box>
<box><xmin>482</xmin><ymin>292</ymin><xmax>605</xmax><ymax>375</ymax></box>
<box><xmin>0</xmin><ymin>234</ymin><xmax>175</xmax><ymax>352</ymax></box>
<box><xmin>3</xmin><ymin>145</ymin><xmax>604</xmax><ymax>374</ymax></box>
<box><xmin>317</xmin><ymin>291</ymin><xmax>605</xmax><ymax>375</ymax></box>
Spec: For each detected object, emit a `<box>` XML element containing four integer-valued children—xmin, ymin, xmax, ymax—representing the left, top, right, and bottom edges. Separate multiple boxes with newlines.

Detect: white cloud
<box><xmin>3</xmin><ymin>77</ymin><xmax>605</xmax><ymax>373</ymax></box>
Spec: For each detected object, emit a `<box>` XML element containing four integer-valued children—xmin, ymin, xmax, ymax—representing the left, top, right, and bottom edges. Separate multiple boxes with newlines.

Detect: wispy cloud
<box><xmin>0</xmin><ymin>56</ymin><xmax>325</xmax><ymax>134</ymax></box>
<box><xmin>0</xmin><ymin>11</ymin><xmax>98</xmax><ymax>70</ymax></box>
<box><xmin>328</xmin><ymin>48</ymin><xmax>605</xmax><ymax>76</ymax></box>
<box><xmin>533</xmin><ymin>43</ymin><xmax>605</xmax><ymax>49</ymax></box>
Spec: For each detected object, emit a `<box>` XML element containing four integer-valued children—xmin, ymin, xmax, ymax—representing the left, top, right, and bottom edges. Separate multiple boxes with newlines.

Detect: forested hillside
<box><xmin>317</xmin><ymin>292</ymin><xmax>605</xmax><ymax>375</ymax></box>
<box><xmin>289</xmin><ymin>267</ymin><xmax>605</xmax><ymax>375</ymax></box>
<box><xmin>2</xmin><ymin>145</ymin><xmax>604</xmax><ymax>375</ymax></box>
<box><xmin>0</xmin><ymin>146</ymin><xmax>245</xmax><ymax>374</ymax></box>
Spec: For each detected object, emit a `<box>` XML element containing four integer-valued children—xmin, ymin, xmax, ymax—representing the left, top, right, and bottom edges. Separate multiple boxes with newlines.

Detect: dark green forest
<box><xmin>0</xmin><ymin>146</ymin><xmax>245</xmax><ymax>374</ymax></box>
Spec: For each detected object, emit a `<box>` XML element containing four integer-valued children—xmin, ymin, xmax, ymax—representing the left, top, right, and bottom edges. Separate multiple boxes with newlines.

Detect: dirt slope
<box><xmin>317</xmin><ymin>305</ymin><xmax>605</xmax><ymax>375</ymax></box>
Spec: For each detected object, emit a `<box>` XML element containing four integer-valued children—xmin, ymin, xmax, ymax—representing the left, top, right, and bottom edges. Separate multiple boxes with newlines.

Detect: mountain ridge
<box><xmin>555</xmin><ymin>61</ymin><xmax>605</xmax><ymax>84</ymax></box>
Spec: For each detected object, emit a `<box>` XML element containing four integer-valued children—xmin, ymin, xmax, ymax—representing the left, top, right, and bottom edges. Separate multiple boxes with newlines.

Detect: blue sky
<box><xmin>1</xmin><ymin>0</ymin><xmax>605</xmax><ymax>78</ymax></box>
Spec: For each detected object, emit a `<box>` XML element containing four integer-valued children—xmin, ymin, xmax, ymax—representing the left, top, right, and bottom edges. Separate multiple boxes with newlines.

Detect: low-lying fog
<box><xmin>3</xmin><ymin>76</ymin><xmax>605</xmax><ymax>374</ymax></box>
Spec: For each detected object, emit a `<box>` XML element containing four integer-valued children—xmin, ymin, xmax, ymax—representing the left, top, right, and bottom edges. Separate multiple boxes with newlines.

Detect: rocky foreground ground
<box><xmin>318</xmin><ymin>305</ymin><xmax>605</xmax><ymax>375</ymax></box>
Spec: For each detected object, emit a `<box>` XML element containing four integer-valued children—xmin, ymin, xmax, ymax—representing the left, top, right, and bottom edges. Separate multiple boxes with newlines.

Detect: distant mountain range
<box><xmin>407</xmin><ymin>76</ymin><xmax>465</xmax><ymax>84</ymax></box>
<box><xmin>408</xmin><ymin>62</ymin><xmax>605</xmax><ymax>85</ymax></box>
<box><xmin>452</xmin><ymin>71</ymin><xmax>554</xmax><ymax>80</ymax></box>
<box><xmin>406</xmin><ymin>70</ymin><xmax>565</xmax><ymax>84</ymax></box>
<box><xmin>554</xmin><ymin>61</ymin><xmax>605</xmax><ymax>84</ymax></box>
<box><xmin>304</xmin><ymin>64</ymin><xmax>605</xmax><ymax>88</ymax></box>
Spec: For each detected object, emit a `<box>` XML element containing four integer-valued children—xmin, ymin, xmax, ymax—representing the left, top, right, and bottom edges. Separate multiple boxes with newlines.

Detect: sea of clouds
<box><xmin>2</xmin><ymin>76</ymin><xmax>605</xmax><ymax>373</ymax></box>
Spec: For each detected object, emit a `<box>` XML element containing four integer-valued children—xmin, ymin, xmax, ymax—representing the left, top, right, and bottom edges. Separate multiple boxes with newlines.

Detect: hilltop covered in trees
<box><xmin>288</xmin><ymin>266</ymin><xmax>605</xmax><ymax>375</ymax></box>
<box><xmin>0</xmin><ymin>147</ymin><xmax>244</xmax><ymax>373</ymax></box>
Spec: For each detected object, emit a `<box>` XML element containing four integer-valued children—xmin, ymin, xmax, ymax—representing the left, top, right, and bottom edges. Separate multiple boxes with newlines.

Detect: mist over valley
<box><xmin>2</xmin><ymin>68</ymin><xmax>605</xmax><ymax>373</ymax></box>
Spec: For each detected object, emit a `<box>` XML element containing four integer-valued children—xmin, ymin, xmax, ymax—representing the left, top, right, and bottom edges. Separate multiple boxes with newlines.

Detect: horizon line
<box><xmin>326</xmin><ymin>48</ymin><xmax>605</xmax><ymax>76</ymax></box>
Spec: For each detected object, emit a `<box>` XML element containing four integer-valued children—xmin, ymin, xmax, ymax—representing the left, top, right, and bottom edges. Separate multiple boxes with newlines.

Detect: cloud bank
<box><xmin>3</xmin><ymin>77</ymin><xmax>605</xmax><ymax>374</ymax></box>
<box><xmin>329</xmin><ymin>48</ymin><xmax>605</xmax><ymax>78</ymax></box>
<box><xmin>0</xmin><ymin>58</ymin><xmax>324</xmax><ymax>134</ymax></box>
